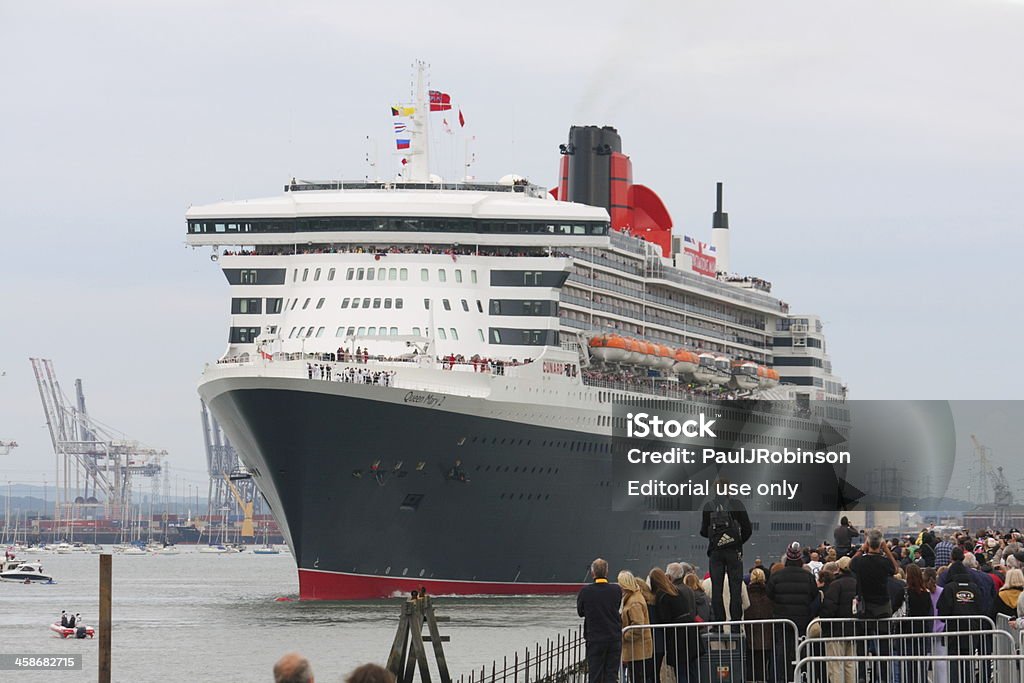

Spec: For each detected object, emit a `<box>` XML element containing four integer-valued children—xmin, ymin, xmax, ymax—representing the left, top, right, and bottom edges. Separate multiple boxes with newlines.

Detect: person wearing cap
<box><xmin>767</xmin><ymin>542</ymin><xmax>817</xmax><ymax>682</ymax></box>
<box><xmin>820</xmin><ymin>555</ymin><xmax>858</xmax><ymax>683</ymax></box>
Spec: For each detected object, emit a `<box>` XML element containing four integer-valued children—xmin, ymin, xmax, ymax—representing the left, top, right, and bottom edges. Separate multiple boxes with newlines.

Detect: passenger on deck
<box><xmin>60</xmin><ymin>610</ymin><xmax>68</xmax><ymax>628</ymax></box>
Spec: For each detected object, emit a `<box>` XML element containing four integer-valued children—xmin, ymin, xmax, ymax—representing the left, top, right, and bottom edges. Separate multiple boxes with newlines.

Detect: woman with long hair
<box><xmin>899</xmin><ymin>563</ymin><xmax>935</xmax><ymax>683</ymax></box>
<box><xmin>619</xmin><ymin>570</ymin><xmax>655</xmax><ymax>683</ymax></box>
<box><xmin>924</xmin><ymin>566</ymin><xmax>947</xmax><ymax>683</ymax></box>
<box><xmin>993</xmin><ymin>567</ymin><xmax>1024</xmax><ymax>618</ymax></box>
<box><xmin>649</xmin><ymin>567</ymin><xmax>697</xmax><ymax>683</ymax></box>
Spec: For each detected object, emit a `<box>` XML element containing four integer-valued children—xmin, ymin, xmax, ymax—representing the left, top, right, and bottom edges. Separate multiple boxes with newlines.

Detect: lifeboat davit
<box><xmin>672</xmin><ymin>349</ymin><xmax>699</xmax><ymax>377</ymax></box>
<box><xmin>588</xmin><ymin>335</ymin><xmax>628</xmax><ymax>362</ymax></box>
<box><xmin>730</xmin><ymin>362</ymin><xmax>760</xmax><ymax>391</ymax></box>
<box><xmin>757</xmin><ymin>366</ymin><xmax>780</xmax><ymax>389</ymax></box>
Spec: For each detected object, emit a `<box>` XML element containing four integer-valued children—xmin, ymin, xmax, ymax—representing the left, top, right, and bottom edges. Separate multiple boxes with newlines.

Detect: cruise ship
<box><xmin>186</xmin><ymin>67</ymin><xmax>846</xmax><ymax>599</ymax></box>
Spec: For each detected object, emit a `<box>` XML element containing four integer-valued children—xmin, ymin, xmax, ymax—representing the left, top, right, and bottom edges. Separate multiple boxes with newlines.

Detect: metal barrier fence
<box><xmin>621</xmin><ymin>619</ymin><xmax>799</xmax><ymax>683</ymax></box>
<box><xmin>457</xmin><ymin>626</ymin><xmax>586</xmax><ymax>683</ymax></box>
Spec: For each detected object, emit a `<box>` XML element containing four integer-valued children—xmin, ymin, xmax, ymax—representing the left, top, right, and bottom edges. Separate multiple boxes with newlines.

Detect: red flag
<box><xmin>429</xmin><ymin>90</ymin><xmax>452</xmax><ymax>111</ymax></box>
<box><xmin>260</xmin><ymin>349</ymin><xmax>273</xmax><ymax>361</ymax></box>
<box><xmin>458</xmin><ymin>109</ymin><xmax>465</xmax><ymax>127</ymax></box>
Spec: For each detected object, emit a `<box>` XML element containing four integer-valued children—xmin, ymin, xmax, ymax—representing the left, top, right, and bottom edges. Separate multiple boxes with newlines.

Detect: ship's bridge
<box><xmin>185</xmin><ymin>183</ymin><xmax>611</xmax><ymax>249</ymax></box>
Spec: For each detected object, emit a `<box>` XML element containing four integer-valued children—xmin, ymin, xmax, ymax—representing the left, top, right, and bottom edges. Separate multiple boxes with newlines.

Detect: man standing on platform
<box><xmin>700</xmin><ymin>479</ymin><xmax>753</xmax><ymax>622</ymax></box>
<box><xmin>833</xmin><ymin>516</ymin><xmax>861</xmax><ymax>558</ymax></box>
<box><xmin>577</xmin><ymin>558</ymin><xmax>622</xmax><ymax>683</ymax></box>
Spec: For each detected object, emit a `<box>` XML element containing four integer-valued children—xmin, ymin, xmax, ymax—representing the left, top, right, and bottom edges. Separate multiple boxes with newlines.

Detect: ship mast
<box><xmin>405</xmin><ymin>61</ymin><xmax>430</xmax><ymax>182</ymax></box>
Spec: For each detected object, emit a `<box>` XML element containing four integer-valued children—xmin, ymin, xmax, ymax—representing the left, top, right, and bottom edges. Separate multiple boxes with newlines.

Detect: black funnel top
<box><xmin>563</xmin><ymin>125</ymin><xmax>622</xmax><ymax>210</ymax></box>
<box><xmin>712</xmin><ymin>181</ymin><xmax>729</xmax><ymax>230</ymax></box>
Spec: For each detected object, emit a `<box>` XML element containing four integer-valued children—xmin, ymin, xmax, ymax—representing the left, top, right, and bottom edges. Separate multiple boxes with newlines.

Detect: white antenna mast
<box><xmin>405</xmin><ymin>60</ymin><xmax>431</xmax><ymax>182</ymax></box>
<box><xmin>365</xmin><ymin>135</ymin><xmax>379</xmax><ymax>182</ymax></box>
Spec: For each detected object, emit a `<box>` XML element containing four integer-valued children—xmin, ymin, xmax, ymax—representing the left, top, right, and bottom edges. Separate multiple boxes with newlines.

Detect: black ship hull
<box><xmin>202</xmin><ymin>376</ymin><xmax>836</xmax><ymax>599</ymax></box>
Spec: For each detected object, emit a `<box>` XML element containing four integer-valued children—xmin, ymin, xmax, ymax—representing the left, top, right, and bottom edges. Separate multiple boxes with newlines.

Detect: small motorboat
<box><xmin>50</xmin><ymin>623</ymin><xmax>94</xmax><ymax>639</ymax></box>
<box><xmin>0</xmin><ymin>562</ymin><xmax>54</xmax><ymax>583</ymax></box>
<box><xmin>119</xmin><ymin>546</ymin><xmax>147</xmax><ymax>556</ymax></box>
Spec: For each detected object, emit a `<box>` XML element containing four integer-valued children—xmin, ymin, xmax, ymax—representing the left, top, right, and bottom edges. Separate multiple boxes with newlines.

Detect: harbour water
<box><xmin>0</xmin><ymin>550</ymin><xmax>579</xmax><ymax>682</ymax></box>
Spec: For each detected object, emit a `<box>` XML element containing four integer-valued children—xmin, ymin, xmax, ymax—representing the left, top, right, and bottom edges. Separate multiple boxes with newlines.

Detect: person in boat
<box><xmin>68</xmin><ymin>613</ymin><xmax>76</xmax><ymax>628</ymax></box>
<box><xmin>60</xmin><ymin>610</ymin><xmax>69</xmax><ymax>628</ymax></box>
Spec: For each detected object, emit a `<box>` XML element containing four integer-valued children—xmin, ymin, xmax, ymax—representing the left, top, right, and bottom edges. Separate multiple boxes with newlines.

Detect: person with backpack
<box><xmin>699</xmin><ymin>479</ymin><xmax>752</xmax><ymax>623</ymax></box>
<box><xmin>937</xmin><ymin>554</ymin><xmax>987</xmax><ymax>683</ymax></box>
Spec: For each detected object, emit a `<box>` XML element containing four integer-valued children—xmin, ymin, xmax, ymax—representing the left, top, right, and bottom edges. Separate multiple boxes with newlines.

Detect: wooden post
<box><xmin>98</xmin><ymin>553</ymin><xmax>112</xmax><ymax>683</ymax></box>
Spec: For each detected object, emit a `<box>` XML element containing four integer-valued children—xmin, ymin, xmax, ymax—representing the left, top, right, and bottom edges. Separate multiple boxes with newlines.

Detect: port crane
<box><xmin>222</xmin><ymin>471</ymin><xmax>255</xmax><ymax>541</ymax></box>
<box><xmin>971</xmin><ymin>434</ymin><xmax>1013</xmax><ymax>527</ymax></box>
<box><xmin>29</xmin><ymin>358</ymin><xmax>165</xmax><ymax>521</ymax></box>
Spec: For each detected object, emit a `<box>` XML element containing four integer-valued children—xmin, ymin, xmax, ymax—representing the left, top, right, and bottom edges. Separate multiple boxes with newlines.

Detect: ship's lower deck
<box><xmin>202</xmin><ymin>374</ymin><xmax>838</xmax><ymax>599</ymax></box>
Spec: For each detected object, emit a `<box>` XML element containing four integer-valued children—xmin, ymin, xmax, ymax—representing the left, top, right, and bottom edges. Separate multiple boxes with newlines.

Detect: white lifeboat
<box><xmin>729</xmin><ymin>362</ymin><xmax>760</xmax><ymax>391</ymax></box>
<box><xmin>757</xmin><ymin>366</ymin><xmax>780</xmax><ymax>389</ymax></box>
<box><xmin>653</xmin><ymin>345</ymin><xmax>675</xmax><ymax>370</ymax></box>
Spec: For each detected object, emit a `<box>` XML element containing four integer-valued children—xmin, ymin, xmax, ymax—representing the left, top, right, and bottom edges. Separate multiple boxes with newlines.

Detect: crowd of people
<box><xmin>222</xmin><ymin>244</ymin><xmax>570</xmax><ymax>259</ymax></box>
<box><xmin>579</xmin><ymin>495</ymin><xmax>1024</xmax><ymax>683</ymax></box>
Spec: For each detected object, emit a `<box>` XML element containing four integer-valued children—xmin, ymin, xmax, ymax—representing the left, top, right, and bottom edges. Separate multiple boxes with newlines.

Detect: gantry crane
<box><xmin>971</xmin><ymin>434</ymin><xmax>1013</xmax><ymax>527</ymax></box>
<box><xmin>29</xmin><ymin>358</ymin><xmax>165</xmax><ymax>521</ymax></box>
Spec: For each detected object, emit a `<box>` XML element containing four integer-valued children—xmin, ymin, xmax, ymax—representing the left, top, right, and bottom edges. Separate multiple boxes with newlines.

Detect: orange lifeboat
<box><xmin>757</xmin><ymin>366</ymin><xmax>780</xmax><ymax>389</ymax></box>
<box><xmin>653</xmin><ymin>344</ymin><xmax>674</xmax><ymax>370</ymax></box>
<box><xmin>639</xmin><ymin>341</ymin><xmax>658</xmax><ymax>367</ymax></box>
<box><xmin>588</xmin><ymin>334</ymin><xmax>629</xmax><ymax>363</ymax></box>
<box><xmin>625</xmin><ymin>338</ymin><xmax>644</xmax><ymax>364</ymax></box>
<box><xmin>672</xmin><ymin>349</ymin><xmax>699</xmax><ymax>377</ymax></box>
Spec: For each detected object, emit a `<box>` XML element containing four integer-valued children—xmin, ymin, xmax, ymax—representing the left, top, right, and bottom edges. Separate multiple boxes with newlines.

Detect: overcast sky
<box><xmin>1</xmin><ymin>1</ymin><xmax>1022</xmax><ymax>492</ymax></box>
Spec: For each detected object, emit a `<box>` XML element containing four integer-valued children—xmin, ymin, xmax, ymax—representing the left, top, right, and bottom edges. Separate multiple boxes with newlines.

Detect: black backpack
<box><xmin>947</xmin><ymin>579</ymin><xmax>982</xmax><ymax>617</ymax></box>
<box><xmin>709</xmin><ymin>500</ymin><xmax>741</xmax><ymax>550</ymax></box>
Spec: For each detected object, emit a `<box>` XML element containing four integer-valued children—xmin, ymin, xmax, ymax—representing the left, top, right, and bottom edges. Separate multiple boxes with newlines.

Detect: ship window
<box><xmin>420</xmin><ymin>268</ymin><xmax>429</xmax><ymax>282</ymax></box>
<box><xmin>492</xmin><ymin>330</ymin><xmax>501</xmax><ymax>343</ymax></box>
<box><xmin>455</xmin><ymin>270</ymin><xmax>463</xmax><ymax>283</ymax></box>
<box><xmin>351</xmin><ymin>298</ymin><xmax>360</xmax><ymax>309</ymax></box>
<box><xmin>336</xmin><ymin>327</ymin><xmax>345</xmax><ymax>337</ymax></box>
<box><xmin>400</xmin><ymin>268</ymin><xmax>408</xmax><ymax>281</ymax></box>
<box><xmin>347</xmin><ymin>326</ymin><xmax>355</xmax><ymax>336</ymax></box>
<box><xmin>328</xmin><ymin>268</ymin><xmax>336</xmax><ymax>281</ymax></box>
<box><xmin>438</xmin><ymin>269</ymin><xmax>447</xmax><ymax>283</ymax></box>
<box><xmin>438</xmin><ymin>329</ymin><xmax>448</xmax><ymax>340</ymax></box>
<box><xmin>378</xmin><ymin>268</ymin><xmax>385</xmax><ymax>280</ymax></box>
<box><xmin>413</xmin><ymin>327</ymin><xmax>421</xmax><ymax>336</ymax></box>
<box><xmin>292</xmin><ymin>268</ymin><xmax>298</xmax><ymax>282</ymax></box>
<box><xmin>315</xmin><ymin>327</ymin><xmax>325</xmax><ymax>338</ymax></box>
<box><xmin>477</xmin><ymin>329</ymin><xmax>484</xmax><ymax>341</ymax></box>
<box><xmin>315</xmin><ymin>298</ymin><xmax>325</xmax><ymax>310</ymax></box>
<box><xmin>296</xmin><ymin>327</ymin><xmax>305</xmax><ymax>337</ymax></box>
<box><xmin>305</xmin><ymin>328</ymin><xmax>315</xmax><ymax>338</ymax></box>
<box><xmin>400</xmin><ymin>494</ymin><xmax>423</xmax><ymax>511</ymax></box>
<box><xmin>384</xmin><ymin>298</ymin><xmax>392</xmax><ymax>309</ymax></box>
<box><xmin>341</xmin><ymin>298</ymin><xmax>350</xmax><ymax>309</ymax></box>
<box><xmin>388</xmin><ymin>268</ymin><xmax>397</xmax><ymax>280</ymax></box>
<box><xmin>450</xmin><ymin>329</ymin><xmax>459</xmax><ymax>340</ymax></box>
<box><xmin>357</xmin><ymin>326</ymin><xmax>366</xmax><ymax>336</ymax></box>
<box><xmin>289</xmin><ymin>299</ymin><xmax>298</xmax><ymax>311</ymax></box>
<box><xmin>356</xmin><ymin>268</ymin><xmax>365</xmax><ymax>280</ymax></box>
<box><xmin>302</xmin><ymin>298</ymin><xmax>311</xmax><ymax>310</ymax></box>
<box><xmin>362</xmin><ymin>298</ymin><xmax>371</xmax><ymax>308</ymax></box>
<box><xmin>461</xmin><ymin>299</ymin><xmax>469</xmax><ymax>312</ymax></box>
<box><xmin>373</xmin><ymin>298</ymin><xmax>381</xmax><ymax>309</ymax></box>
<box><xmin>424</xmin><ymin>299</ymin><xmax>430</xmax><ymax>310</ymax></box>
<box><xmin>395</xmin><ymin>299</ymin><xmax>403</xmax><ymax>309</ymax></box>
<box><xmin>302</xmin><ymin>268</ymin><xmax>309</xmax><ymax>282</ymax></box>
<box><xmin>367</xmin><ymin>268</ymin><xmax>375</xmax><ymax>281</ymax></box>
<box><xmin>368</xmin><ymin>327</ymin><xmax>376</xmax><ymax>336</ymax></box>
<box><xmin>314</xmin><ymin>268</ymin><xmax>321</xmax><ymax>281</ymax></box>
<box><xmin>288</xmin><ymin>327</ymin><xmax>296</xmax><ymax>338</ymax></box>
<box><xmin>346</xmin><ymin>268</ymin><xmax>355</xmax><ymax>281</ymax></box>
<box><xmin>471</xmin><ymin>270</ymin><xmax>478</xmax><ymax>284</ymax></box>
<box><xmin>477</xmin><ymin>300</ymin><xmax>483</xmax><ymax>313</ymax></box>
<box><xmin>390</xmin><ymin>327</ymin><xmax>398</xmax><ymax>335</ymax></box>
<box><xmin>266</xmin><ymin>298</ymin><xmax>283</xmax><ymax>314</ymax></box>
<box><xmin>442</xmin><ymin>299</ymin><xmax>451</xmax><ymax>311</ymax></box>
